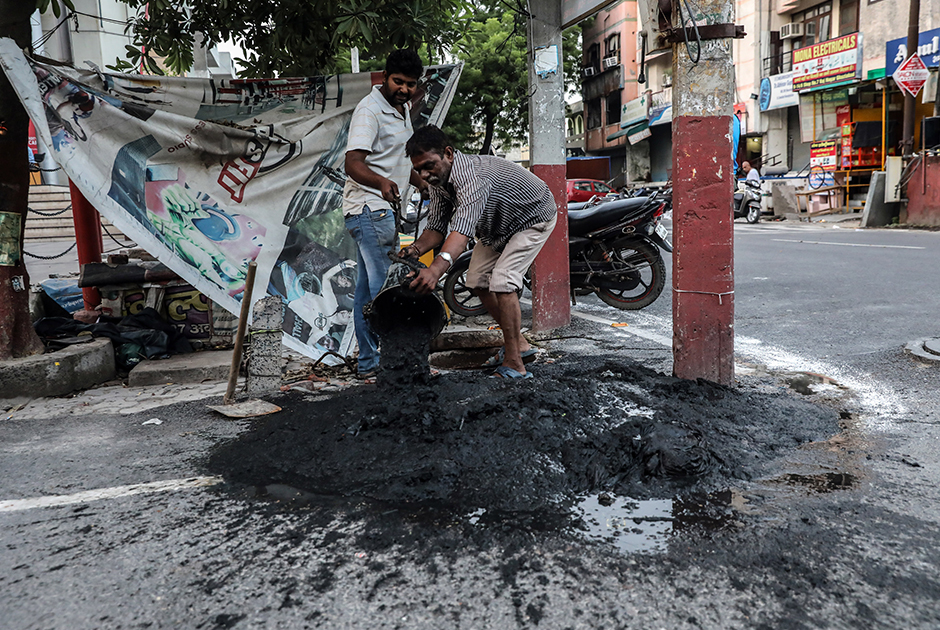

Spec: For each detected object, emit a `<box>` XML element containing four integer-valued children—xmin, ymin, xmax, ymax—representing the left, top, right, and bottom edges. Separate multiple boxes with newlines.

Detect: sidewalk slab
<box><xmin>129</xmin><ymin>350</ymin><xmax>233</xmax><ymax>387</ymax></box>
<box><xmin>0</xmin><ymin>339</ymin><xmax>116</xmax><ymax>400</ymax></box>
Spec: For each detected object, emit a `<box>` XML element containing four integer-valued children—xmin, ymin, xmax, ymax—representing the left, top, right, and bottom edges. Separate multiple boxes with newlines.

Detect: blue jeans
<box><xmin>345</xmin><ymin>205</ymin><xmax>398</xmax><ymax>373</ymax></box>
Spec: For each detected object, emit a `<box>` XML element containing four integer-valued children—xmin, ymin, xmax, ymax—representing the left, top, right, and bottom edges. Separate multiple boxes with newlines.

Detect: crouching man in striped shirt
<box><xmin>401</xmin><ymin>126</ymin><xmax>557</xmax><ymax>379</ymax></box>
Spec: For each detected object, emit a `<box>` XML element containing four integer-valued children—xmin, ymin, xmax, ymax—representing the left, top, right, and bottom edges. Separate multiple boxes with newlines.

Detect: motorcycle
<box><xmin>443</xmin><ymin>189</ymin><xmax>673</xmax><ymax>316</ymax></box>
<box><xmin>733</xmin><ymin>179</ymin><xmax>762</xmax><ymax>224</ymax></box>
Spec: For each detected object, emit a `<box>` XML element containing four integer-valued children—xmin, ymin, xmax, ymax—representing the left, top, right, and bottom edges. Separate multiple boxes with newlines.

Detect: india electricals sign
<box><xmin>792</xmin><ymin>33</ymin><xmax>863</xmax><ymax>93</ymax></box>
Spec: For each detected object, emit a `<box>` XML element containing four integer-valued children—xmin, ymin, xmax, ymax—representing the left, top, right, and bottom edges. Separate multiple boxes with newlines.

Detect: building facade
<box><xmin>579</xmin><ymin>0</ymin><xmax>940</xmax><ymax>192</ymax></box>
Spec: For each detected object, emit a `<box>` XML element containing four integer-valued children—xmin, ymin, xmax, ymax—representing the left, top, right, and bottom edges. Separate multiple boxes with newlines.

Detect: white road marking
<box><xmin>542</xmin><ymin>301</ymin><xmax>906</xmax><ymax>429</ymax></box>
<box><xmin>772</xmin><ymin>239</ymin><xmax>925</xmax><ymax>249</ymax></box>
<box><xmin>0</xmin><ymin>476</ymin><xmax>223</xmax><ymax>513</ymax></box>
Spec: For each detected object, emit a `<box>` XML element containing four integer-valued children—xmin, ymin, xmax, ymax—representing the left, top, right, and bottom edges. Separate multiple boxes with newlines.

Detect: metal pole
<box><xmin>671</xmin><ymin>0</ymin><xmax>736</xmax><ymax>385</ymax></box>
<box><xmin>67</xmin><ymin>179</ymin><xmax>102</xmax><ymax>311</ymax></box>
<box><xmin>901</xmin><ymin>0</ymin><xmax>921</xmax><ymax>156</ymax></box>
<box><xmin>527</xmin><ymin>0</ymin><xmax>571</xmax><ymax>332</ymax></box>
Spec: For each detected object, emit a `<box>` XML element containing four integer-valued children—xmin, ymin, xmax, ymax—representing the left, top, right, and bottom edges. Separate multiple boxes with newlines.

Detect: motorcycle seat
<box><xmin>568</xmin><ymin>197</ymin><xmax>649</xmax><ymax>236</ymax></box>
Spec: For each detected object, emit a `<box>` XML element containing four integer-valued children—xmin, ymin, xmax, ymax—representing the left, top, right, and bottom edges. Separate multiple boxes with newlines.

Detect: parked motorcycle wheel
<box><xmin>443</xmin><ymin>259</ymin><xmax>485</xmax><ymax>317</ymax></box>
<box><xmin>746</xmin><ymin>202</ymin><xmax>761</xmax><ymax>224</ymax></box>
<box><xmin>443</xmin><ymin>257</ymin><xmax>524</xmax><ymax>318</ymax></box>
<box><xmin>594</xmin><ymin>240</ymin><xmax>666</xmax><ymax>310</ymax></box>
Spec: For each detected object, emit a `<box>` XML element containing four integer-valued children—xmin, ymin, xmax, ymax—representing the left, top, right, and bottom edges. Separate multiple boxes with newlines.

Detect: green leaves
<box><xmin>38</xmin><ymin>0</ymin><xmax>74</xmax><ymax>18</ymax></box>
<box><xmin>110</xmin><ymin>0</ymin><xmax>470</xmax><ymax>78</ymax></box>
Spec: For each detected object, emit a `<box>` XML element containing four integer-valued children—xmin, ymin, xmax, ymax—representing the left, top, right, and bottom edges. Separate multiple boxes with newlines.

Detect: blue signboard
<box><xmin>886</xmin><ymin>28</ymin><xmax>940</xmax><ymax>76</ymax></box>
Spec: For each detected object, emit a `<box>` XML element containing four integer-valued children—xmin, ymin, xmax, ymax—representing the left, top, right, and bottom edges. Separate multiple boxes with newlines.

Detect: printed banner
<box><xmin>810</xmin><ymin>139</ymin><xmax>839</xmax><ymax>171</ymax></box>
<box><xmin>792</xmin><ymin>33</ymin><xmax>863</xmax><ymax>93</ymax></box>
<box><xmin>0</xmin><ymin>40</ymin><xmax>461</xmax><ymax>362</ymax></box>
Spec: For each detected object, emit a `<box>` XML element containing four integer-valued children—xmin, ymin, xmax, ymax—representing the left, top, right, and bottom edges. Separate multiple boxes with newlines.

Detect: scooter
<box><xmin>733</xmin><ymin>179</ymin><xmax>762</xmax><ymax>224</ymax></box>
<box><xmin>443</xmin><ymin>190</ymin><xmax>673</xmax><ymax>316</ymax></box>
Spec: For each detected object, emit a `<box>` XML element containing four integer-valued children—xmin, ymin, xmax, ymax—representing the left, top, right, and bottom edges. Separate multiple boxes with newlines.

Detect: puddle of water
<box><xmin>571</xmin><ymin>490</ymin><xmax>740</xmax><ymax>554</ymax></box>
<box><xmin>244</xmin><ymin>485</ymin><xmax>739</xmax><ymax>555</ymax></box>
<box><xmin>574</xmin><ymin>494</ymin><xmax>673</xmax><ymax>554</ymax></box>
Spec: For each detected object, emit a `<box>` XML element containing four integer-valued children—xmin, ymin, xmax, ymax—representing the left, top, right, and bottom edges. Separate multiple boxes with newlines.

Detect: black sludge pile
<box><xmin>208</xmin><ymin>353</ymin><xmax>837</xmax><ymax>512</ymax></box>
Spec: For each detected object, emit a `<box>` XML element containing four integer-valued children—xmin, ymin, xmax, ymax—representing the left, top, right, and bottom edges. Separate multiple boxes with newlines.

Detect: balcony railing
<box><xmin>762</xmin><ymin>50</ymin><xmax>793</xmax><ymax>77</ymax></box>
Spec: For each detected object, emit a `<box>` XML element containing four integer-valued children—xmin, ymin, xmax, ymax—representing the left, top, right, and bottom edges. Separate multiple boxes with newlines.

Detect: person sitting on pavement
<box><xmin>342</xmin><ymin>49</ymin><xmax>428</xmax><ymax>379</ymax></box>
<box><xmin>400</xmin><ymin>125</ymin><xmax>557</xmax><ymax>379</ymax></box>
<box><xmin>742</xmin><ymin>160</ymin><xmax>761</xmax><ymax>184</ymax></box>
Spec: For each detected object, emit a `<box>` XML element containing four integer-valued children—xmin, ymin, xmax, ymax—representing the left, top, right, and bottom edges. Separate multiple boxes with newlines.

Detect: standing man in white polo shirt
<box><xmin>343</xmin><ymin>49</ymin><xmax>426</xmax><ymax>378</ymax></box>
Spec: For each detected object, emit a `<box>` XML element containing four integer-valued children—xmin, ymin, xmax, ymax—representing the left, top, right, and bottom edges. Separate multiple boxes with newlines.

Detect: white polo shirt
<box><xmin>342</xmin><ymin>85</ymin><xmax>413</xmax><ymax>217</ymax></box>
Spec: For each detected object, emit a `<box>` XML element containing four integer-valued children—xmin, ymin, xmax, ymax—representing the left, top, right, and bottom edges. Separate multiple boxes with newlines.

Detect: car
<box><xmin>566</xmin><ymin>178</ymin><xmax>613</xmax><ymax>203</ymax></box>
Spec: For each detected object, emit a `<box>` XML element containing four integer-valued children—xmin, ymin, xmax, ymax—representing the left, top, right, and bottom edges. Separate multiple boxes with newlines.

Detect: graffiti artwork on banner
<box><xmin>792</xmin><ymin>33</ymin><xmax>863</xmax><ymax>92</ymax></box>
<box><xmin>0</xmin><ymin>40</ymin><xmax>461</xmax><ymax>364</ymax></box>
<box><xmin>164</xmin><ymin>285</ymin><xmax>212</xmax><ymax>339</ymax></box>
<box><xmin>810</xmin><ymin>139</ymin><xmax>839</xmax><ymax>171</ymax></box>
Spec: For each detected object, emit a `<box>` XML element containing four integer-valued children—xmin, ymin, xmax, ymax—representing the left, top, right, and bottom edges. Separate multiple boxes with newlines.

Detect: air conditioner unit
<box><xmin>602</xmin><ymin>56</ymin><xmax>619</xmax><ymax>70</ymax></box>
<box><xmin>583</xmin><ymin>66</ymin><xmax>597</xmax><ymax>78</ymax></box>
<box><xmin>780</xmin><ymin>22</ymin><xmax>804</xmax><ymax>39</ymax></box>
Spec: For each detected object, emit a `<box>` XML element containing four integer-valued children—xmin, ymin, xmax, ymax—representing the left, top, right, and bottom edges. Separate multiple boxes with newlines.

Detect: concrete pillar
<box><xmin>671</xmin><ymin>1</ymin><xmax>736</xmax><ymax>385</ymax></box>
<box><xmin>247</xmin><ymin>295</ymin><xmax>283</xmax><ymax>396</ymax></box>
<box><xmin>527</xmin><ymin>0</ymin><xmax>571</xmax><ymax>332</ymax></box>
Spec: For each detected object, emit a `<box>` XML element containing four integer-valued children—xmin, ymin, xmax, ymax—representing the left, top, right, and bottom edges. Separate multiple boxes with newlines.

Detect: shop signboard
<box><xmin>627</xmin><ymin>123</ymin><xmax>651</xmax><ymax>144</ymax></box>
<box><xmin>620</xmin><ymin>93</ymin><xmax>648</xmax><ymax>128</ymax></box>
<box><xmin>649</xmin><ymin>104</ymin><xmax>672</xmax><ymax>126</ymax></box>
<box><xmin>885</xmin><ymin>27</ymin><xmax>940</xmax><ymax>76</ymax></box>
<box><xmin>810</xmin><ymin>139</ymin><xmax>839</xmax><ymax>171</ymax></box>
<box><xmin>792</xmin><ymin>33</ymin><xmax>863</xmax><ymax>93</ymax></box>
<box><xmin>759</xmin><ymin>71</ymin><xmax>799</xmax><ymax>111</ymax></box>
<box><xmin>893</xmin><ymin>53</ymin><xmax>930</xmax><ymax>97</ymax></box>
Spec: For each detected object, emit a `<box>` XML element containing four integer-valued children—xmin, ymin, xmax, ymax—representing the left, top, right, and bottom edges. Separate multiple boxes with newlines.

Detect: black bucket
<box><xmin>364</xmin><ymin>259</ymin><xmax>448</xmax><ymax>340</ymax></box>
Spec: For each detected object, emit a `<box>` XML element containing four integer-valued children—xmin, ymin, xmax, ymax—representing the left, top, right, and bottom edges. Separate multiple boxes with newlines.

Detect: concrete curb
<box><xmin>0</xmin><ymin>339</ymin><xmax>116</xmax><ymax>400</ymax></box>
<box><xmin>128</xmin><ymin>350</ymin><xmax>233</xmax><ymax>387</ymax></box>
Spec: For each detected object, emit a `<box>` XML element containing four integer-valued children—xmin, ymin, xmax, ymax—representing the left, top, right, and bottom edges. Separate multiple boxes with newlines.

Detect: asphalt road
<box><xmin>2</xmin><ymin>218</ymin><xmax>939</xmax><ymax>629</ymax></box>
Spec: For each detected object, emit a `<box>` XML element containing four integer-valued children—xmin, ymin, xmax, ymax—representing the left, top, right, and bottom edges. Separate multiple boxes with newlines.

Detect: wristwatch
<box><xmin>436</xmin><ymin>251</ymin><xmax>453</xmax><ymax>269</ymax></box>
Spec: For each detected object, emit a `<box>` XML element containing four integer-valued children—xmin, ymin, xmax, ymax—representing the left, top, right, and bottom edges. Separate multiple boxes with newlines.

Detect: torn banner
<box><xmin>0</xmin><ymin>39</ymin><xmax>461</xmax><ymax>362</ymax></box>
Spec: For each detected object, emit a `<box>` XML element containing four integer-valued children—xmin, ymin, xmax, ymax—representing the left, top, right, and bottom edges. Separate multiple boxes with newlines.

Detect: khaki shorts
<box><xmin>466</xmin><ymin>214</ymin><xmax>557</xmax><ymax>293</ymax></box>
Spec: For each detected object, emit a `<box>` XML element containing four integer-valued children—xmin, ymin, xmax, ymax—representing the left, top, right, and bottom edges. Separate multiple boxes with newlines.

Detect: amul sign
<box><xmin>792</xmin><ymin>33</ymin><xmax>863</xmax><ymax>93</ymax></box>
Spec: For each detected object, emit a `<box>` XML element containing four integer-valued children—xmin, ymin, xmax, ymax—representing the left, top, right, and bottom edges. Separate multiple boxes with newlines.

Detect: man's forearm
<box><xmin>406</xmin><ymin>229</ymin><xmax>445</xmax><ymax>256</ymax></box>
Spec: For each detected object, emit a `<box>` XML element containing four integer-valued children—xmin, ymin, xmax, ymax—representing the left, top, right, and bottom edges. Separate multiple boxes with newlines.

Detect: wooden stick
<box><xmin>224</xmin><ymin>261</ymin><xmax>258</xmax><ymax>405</ymax></box>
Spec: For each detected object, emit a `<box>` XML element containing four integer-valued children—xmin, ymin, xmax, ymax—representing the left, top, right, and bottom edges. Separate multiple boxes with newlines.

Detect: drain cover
<box><xmin>906</xmin><ymin>337</ymin><xmax>940</xmax><ymax>362</ymax></box>
<box><xmin>924</xmin><ymin>338</ymin><xmax>940</xmax><ymax>356</ymax></box>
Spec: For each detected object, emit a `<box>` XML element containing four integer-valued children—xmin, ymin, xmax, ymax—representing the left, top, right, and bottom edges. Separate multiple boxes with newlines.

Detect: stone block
<box><xmin>128</xmin><ymin>350</ymin><xmax>232</xmax><ymax>387</ymax></box>
<box><xmin>771</xmin><ymin>183</ymin><xmax>800</xmax><ymax>217</ymax></box>
<box><xmin>0</xmin><ymin>338</ymin><xmax>116</xmax><ymax>400</ymax></box>
<box><xmin>247</xmin><ymin>296</ymin><xmax>283</xmax><ymax>396</ymax></box>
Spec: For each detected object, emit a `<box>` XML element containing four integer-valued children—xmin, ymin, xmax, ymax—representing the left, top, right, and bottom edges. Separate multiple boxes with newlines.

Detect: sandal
<box><xmin>482</xmin><ymin>347</ymin><xmax>538</xmax><ymax>368</ymax></box>
<box><xmin>490</xmin><ymin>365</ymin><xmax>534</xmax><ymax>379</ymax></box>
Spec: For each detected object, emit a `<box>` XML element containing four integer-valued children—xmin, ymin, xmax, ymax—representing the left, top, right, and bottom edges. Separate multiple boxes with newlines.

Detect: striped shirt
<box><xmin>425</xmin><ymin>152</ymin><xmax>556</xmax><ymax>251</ymax></box>
<box><xmin>342</xmin><ymin>85</ymin><xmax>413</xmax><ymax>216</ymax></box>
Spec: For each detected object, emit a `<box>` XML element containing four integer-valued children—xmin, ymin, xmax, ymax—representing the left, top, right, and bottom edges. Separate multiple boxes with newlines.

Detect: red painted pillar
<box><xmin>672</xmin><ymin>117</ymin><xmax>734</xmax><ymax>384</ymax></box>
<box><xmin>671</xmin><ymin>0</ymin><xmax>736</xmax><ymax>385</ymax></box>
<box><xmin>530</xmin><ymin>164</ymin><xmax>570</xmax><ymax>330</ymax></box>
<box><xmin>68</xmin><ymin>179</ymin><xmax>103</xmax><ymax>310</ymax></box>
<box><xmin>528</xmin><ymin>0</ymin><xmax>571</xmax><ymax>332</ymax></box>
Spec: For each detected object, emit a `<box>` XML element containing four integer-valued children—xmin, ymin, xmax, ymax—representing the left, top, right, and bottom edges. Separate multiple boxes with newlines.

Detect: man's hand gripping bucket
<box><xmin>363</xmin><ymin>252</ymin><xmax>448</xmax><ymax>340</ymax></box>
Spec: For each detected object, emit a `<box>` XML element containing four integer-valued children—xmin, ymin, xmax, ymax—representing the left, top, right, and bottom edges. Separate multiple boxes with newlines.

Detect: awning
<box><xmin>606</xmin><ymin>127</ymin><xmax>629</xmax><ymax>141</ymax></box>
